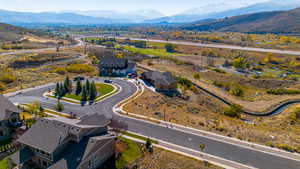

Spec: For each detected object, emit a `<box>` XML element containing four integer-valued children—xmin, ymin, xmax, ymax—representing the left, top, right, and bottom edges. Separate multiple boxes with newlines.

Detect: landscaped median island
<box><xmin>45</xmin><ymin>76</ymin><xmax>118</xmax><ymax>105</ymax></box>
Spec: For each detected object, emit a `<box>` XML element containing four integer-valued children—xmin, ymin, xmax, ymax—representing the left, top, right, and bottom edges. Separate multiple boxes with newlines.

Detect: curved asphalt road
<box><xmin>8</xmin><ymin>78</ymin><xmax>300</xmax><ymax>169</ymax></box>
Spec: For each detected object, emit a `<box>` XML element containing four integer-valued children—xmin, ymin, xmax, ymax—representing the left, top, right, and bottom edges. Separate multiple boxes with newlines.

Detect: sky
<box><xmin>0</xmin><ymin>0</ymin><xmax>297</xmax><ymax>15</ymax></box>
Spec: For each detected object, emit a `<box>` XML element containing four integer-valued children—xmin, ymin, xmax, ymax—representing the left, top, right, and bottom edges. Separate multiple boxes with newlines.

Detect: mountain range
<box><xmin>1</xmin><ymin>1</ymin><xmax>300</xmax><ymax>25</ymax></box>
<box><xmin>182</xmin><ymin>7</ymin><xmax>300</xmax><ymax>34</ymax></box>
<box><xmin>146</xmin><ymin>1</ymin><xmax>300</xmax><ymax>23</ymax></box>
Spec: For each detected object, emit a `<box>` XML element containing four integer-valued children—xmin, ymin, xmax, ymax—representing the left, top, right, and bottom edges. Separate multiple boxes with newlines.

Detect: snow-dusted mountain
<box><xmin>59</xmin><ymin>9</ymin><xmax>165</xmax><ymax>23</ymax></box>
<box><xmin>144</xmin><ymin>0</ymin><xmax>300</xmax><ymax>23</ymax></box>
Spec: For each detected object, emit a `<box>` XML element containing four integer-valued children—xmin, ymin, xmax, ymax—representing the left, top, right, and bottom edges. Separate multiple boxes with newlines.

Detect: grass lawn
<box><xmin>64</xmin><ymin>83</ymin><xmax>115</xmax><ymax>101</ymax></box>
<box><xmin>116</xmin><ymin>137</ymin><xmax>143</xmax><ymax>169</ymax></box>
<box><xmin>124</xmin><ymin>46</ymin><xmax>184</xmax><ymax>57</ymax></box>
<box><xmin>0</xmin><ymin>158</ymin><xmax>9</xmax><ymax>169</ymax></box>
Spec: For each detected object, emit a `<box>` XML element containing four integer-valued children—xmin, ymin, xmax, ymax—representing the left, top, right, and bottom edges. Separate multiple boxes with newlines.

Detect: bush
<box><xmin>193</xmin><ymin>73</ymin><xmax>201</xmax><ymax>80</ymax></box>
<box><xmin>0</xmin><ymin>82</ymin><xmax>5</xmax><ymax>91</ymax></box>
<box><xmin>276</xmin><ymin>144</ymin><xmax>296</xmax><ymax>153</ymax></box>
<box><xmin>229</xmin><ymin>85</ymin><xmax>244</xmax><ymax>97</ymax></box>
<box><xmin>213</xmin><ymin>68</ymin><xmax>226</xmax><ymax>74</ymax></box>
<box><xmin>212</xmin><ymin>81</ymin><xmax>230</xmax><ymax>91</ymax></box>
<box><xmin>55</xmin><ymin>101</ymin><xmax>64</xmax><ymax>112</ymax></box>
<box><xmin>165</xmin><ymin>44</ymin><xmax>177</xmax><ymax>53</ymax></box>
<box><xmin>66</xmin><ymin>64</ymin><xmax>95</xmax><ymax>74</ymax></box>
<box><xmin>224</xmin><ymin>105</ymin><xmax>243</xmax><ymax>118</ymax></box>
<box><xmin>267</xmin><ymin>88</ymin><xmax>300</xmax><ymax>95</ymax></box>
<box><xmin>0</xmin><ymin>74</ymin><xmax>17</xmax><ymax>84</ymax></box>
<box><xmin>290</xmin><ymin>108</ymin><xmax>300</xmax><ymax>123</ymax></box>
<box><xmin>176</xmin><ymin>76</ymin><xmax>193</xmax><ymax>89</ymax></box>
<box><xmin>54</xmin><ymin>67</ymin><xmax>67</xmax><ymax>75</ymax></box>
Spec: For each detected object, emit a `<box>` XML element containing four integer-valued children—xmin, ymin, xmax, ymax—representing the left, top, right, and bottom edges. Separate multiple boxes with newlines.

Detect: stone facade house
<box><xmin>11</xmin><ymin>114</ymin><xmax>116</xmax><ymax>169</ymax></box>
<box><xmin>99</xmin><ymin>57</ymin><xmax>136</xmax><ymax>77</ymax></box>
<box><xmin>0</xmin><ymin>95</ymin><xmax>20</xmax><ymax>141</ymax></box>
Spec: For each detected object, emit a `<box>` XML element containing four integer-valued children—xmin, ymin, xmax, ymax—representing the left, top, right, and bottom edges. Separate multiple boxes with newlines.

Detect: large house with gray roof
<box><xmin>141</xmin><ymin>71</ymin><xmax>177</xmax><ymax>93</ymax></box>
<box><xmin>0</xmin><ymin>95</ymin><xmax>20</xmax><ymax>141</ymax></box>
<box><xmin>11</xmin><ymin>114</ymin><xmax>116</xmax><ymax>169</ymax></box>
<box><xmin>99</xmin><ymin>57</ymin><xmax>136</xmax><ymax>77</ymax></box>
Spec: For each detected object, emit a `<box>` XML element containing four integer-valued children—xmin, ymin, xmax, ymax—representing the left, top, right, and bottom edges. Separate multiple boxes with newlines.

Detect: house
<box><xmin>0</xmin><ymin>95</ymin><xmax>20</xmax><ymax>141</ymax></box>
<box><xmin>11</xmin><ymin>113</ymin><xmax>116</xmax><ymax>169</ymax></box>
<box><xmin>99</xmin><ymin>57</ymin><xmax>136</xmax><ymax>77</ymax></box>
<box><xmin>141</xmin><ymin>71</ymin><xmax>177</xmax><ymax>93</ymax></box>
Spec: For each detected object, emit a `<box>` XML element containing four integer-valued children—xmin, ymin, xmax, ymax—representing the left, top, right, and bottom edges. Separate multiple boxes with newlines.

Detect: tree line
<box><xmin>54</xmin><ymin>76</ymin><xmax>98</xmax><ymax>105</ymax></box>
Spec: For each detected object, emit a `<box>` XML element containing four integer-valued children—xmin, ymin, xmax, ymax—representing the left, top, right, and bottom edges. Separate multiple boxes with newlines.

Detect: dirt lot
<box><xmin>124</xmin><ymin>88</ymin><xmax>300</xmax><ymax>153</ymax></box>
<box><xmin>140</xmin><ymin>59</ymin><xmax>300</xmax><ymax>112</ymax></box>
<box><xmin>0</xmin><ymin>48</ymin><xmax>96</xmax><ymax>94</ymax></box>
<box><xmin>113</xmin><ymin>137</ymin><xmax>222</xmax><ymax>169</ymax></box>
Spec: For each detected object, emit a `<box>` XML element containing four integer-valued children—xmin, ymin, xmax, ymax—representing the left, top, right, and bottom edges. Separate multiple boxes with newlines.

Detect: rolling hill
<box><xmin>182</xmin><ymin>7</ymin><xmax>300</xmax><ymax>34</ymax></box>
<box><xmin>0</xmin><ymin>10</ymin><xmax>116</xmax><ymax>24</ymax></box>
<box><xmin>0</xmin><ymin>23</ymin><xmax>32</xmax><ymax>42</ymax></box>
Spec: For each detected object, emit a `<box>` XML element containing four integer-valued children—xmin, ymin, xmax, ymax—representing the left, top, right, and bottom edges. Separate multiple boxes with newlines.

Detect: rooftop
<box><xmin>0</xmin><ymin>94</ymin><xmax>20</xmax><ymax>121</ymax></box>
<box><xmin>18</xmin><ymin>113</ymin><xmax>110</xmax><ymax>153</ymax></box>
<box><xmin>142</xmin><ymin>71</ymin><xmax>177</xmax><ymax>86</ymax></box>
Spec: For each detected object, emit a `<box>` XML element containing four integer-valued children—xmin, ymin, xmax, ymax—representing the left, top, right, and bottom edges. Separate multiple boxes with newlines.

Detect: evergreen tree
<box><xmin>64</xmin><ymin>76</ymin><xmax>72</xmax><ymax>94</ymax></box>
<box><xmin>54</xmin><ymin>83</ymin><xmax>60</xmax><ymax>98</ymax></box>
<box><xmin>59</xmin><ymin>83</ymin><xmax>65</xmax><ymax>98</ymax></box>
<box><xmin>75</xmin><ymin>79</ymin><xmax>82</xmax><ymax>96</ymax></box>
<box><xmin>85</xmin><ymin>80</ymin><xmax>90</xmax><ymax>95</ymax></box>
<box><xmin>89</xmin><ymin>81</ymin><xmax>97</xmax><ymax>103</ymax></box>
<box><xmin>81</xmin><ymin>84</ymin><xmax>88</xmax><ymax>102</ymax></box>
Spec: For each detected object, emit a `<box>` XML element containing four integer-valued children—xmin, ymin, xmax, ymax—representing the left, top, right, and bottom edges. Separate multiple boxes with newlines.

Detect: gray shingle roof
<box><xmin>49</xmin><ymin>134</ymin><xmax>115</xmax><ymax>169</ymax></box>
<box><xmin>0</xmin><ymin>94</ymin><xmax>20</xmax><ymax>121</ymax></box>
<box><xmin>142</xmin><ymin>71</ymin><xmax>177</xmax><ymax>86</ymax></box>
<box><xmin>100</xmin><ymin>57</ymin><xmax>128</xmax><ymax>69</ymax></box>
<box><xmin>18</xmin><ymin>114</ymin><xmax>110</xmax><ymax>153</ymax></box>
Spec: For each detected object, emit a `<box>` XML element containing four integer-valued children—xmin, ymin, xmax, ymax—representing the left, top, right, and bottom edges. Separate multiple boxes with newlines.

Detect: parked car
<box><xmin>74</xmin><ymin>77</ymin><xmax>85</xmax><ymax>81</ymax></box>
<box><xmin>104</xmin><ymin>80</ymin><xmax>112</xmax><ymax>83</ymax></box>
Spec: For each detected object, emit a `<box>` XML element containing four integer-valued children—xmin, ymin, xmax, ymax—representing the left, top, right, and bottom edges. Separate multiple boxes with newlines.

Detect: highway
<box><xmin>117</xmin><ymin>37</ymin><xmax>300</xmax><ymax>56</ymax></box>
<box><xmin>8</xmin><ymin>78</ymin><xmax>300</xmax><ymax>169</ymax></box>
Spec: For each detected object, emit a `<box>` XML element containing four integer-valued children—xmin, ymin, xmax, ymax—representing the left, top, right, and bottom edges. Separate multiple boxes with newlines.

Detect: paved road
<box><xmin>120</xmin><ymin>37</ymin><xmax>300</xmax><ymax>56</ymax></box>
<box><xmin>8</xmin><ymin>79</ymin><xmax>300</xmax><ymax>169</ymax></box>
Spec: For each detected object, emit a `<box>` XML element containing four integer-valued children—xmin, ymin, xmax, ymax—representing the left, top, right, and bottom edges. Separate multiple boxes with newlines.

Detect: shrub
<box><xmin>55</xmin><ymin>101</ymin><xmax>64</xmax><ymax>112</ymax></box>
<box><xmin>0</xmin><ymin>82</ymin><xmax>5</xmax><ymax>91</ymax></box>
<box><xmin>212</xmin><ymin>81</ymin><xmax>230</xmax><ymax>91</ymax></box>
<box><xmin>276</xmin><ymin>144</ymin><xmax>296</xmax><ymax>153</ymax></box>
<box><xmin>176</xmin><ymin>76</ymin><xmax>193</xmax><ymax>89</ymax></box>
<box><xmin>165</xmin><ymin>44</ymin><xmax>177</xmax><ymax>53</ymax></box>
<box><xmin>290</xmin><ymin>108</ymin><xmax>300</xmax><ymax>123</ymax></box>
<box><xmin>224</xmin><ymin>105</ymin><xmax>243</xmax><ymax>118</ymax></box>
<box><xmin>213</xmin><ymin>68</ymin><xmax>226</xmax><ymax>74</ymax></box>
<box><xmin>193</xmin><ymin>73</ymin><xmax>201</xmax><ymax>80</ymax></box>
<box><xmin>0</xmin><ymin>74</ymin><xmax>17</xmax><ymax>84</ymax></box>
<box><xmin>66</xmin><ymin>64</ymin><xmax>95</xmax><ymax>74</ymax></box>
<box><xmin>229</xmin><ymin>85</ymin><xmax>244</xmax><ymax>97</ymax></box>
<box><xmin>54</xmin><ymin>67</ymin><xmax>67</xmax><ymax>75</ymax></box>
<box><xmin>267</xmin><ymin>88</ymin><xmax>300</xmax><ymax>95</ymax></box>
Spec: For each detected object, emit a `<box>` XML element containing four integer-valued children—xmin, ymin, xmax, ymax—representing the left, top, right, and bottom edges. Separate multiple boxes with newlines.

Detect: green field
<box><xmin>0</xmin><ymin>159</ymin><xmax>9</xmax><ymax>169</ymax></box>
<box><xmin>64</xmin><ymin>83</ymin><xmax>115</xmax><ymax>101</ymax></box>
<box><xmin>124</xmin><ymin>46</ymin><xmax>184</xmax><ymax>57</ymax></box>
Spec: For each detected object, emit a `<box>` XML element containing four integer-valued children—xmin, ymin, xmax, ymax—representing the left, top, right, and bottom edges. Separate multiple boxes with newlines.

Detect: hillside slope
<box><xmin>182</xmin><ymin>7</ymin><xmax>300</xmax><ymax>33</ymax></box>
<box><xmin>0</xmin><ymin>23</ymin><xmax>31</xmax><ymax>42</ymax></box>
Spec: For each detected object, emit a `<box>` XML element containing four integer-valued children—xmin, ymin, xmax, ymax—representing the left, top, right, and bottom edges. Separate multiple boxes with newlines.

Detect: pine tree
<box><xmin>89</xmin><ymin>81</ymin><xmax>97</xmax><ymax>103</ymax></box>
<box><xmin>75</xmin><ymin>79</ymin><xmax>82</xmax><ymax>96</ymax></box>
<box><xmin>54</xmin><ymin>83</ymin><xmax>60</xmax><ymax>98</ymax></box>
<box><xmin>64</xmin><ymin>76</ymin><xmax>72</xmax><ymax>94</ymax></box>
<box><xmin>59</xmin><ymin>83</ymin><xmax>65</xmax><ymax>98</ymax></box>
<box><xmin>85</xmin><ymin>80</ymin><xmax>90</xmax><ymax>95</ymax></box>
<box><xmin>81</xmin><ymin>84</ymin><xmax>88</xmax><ymax>102</ymax></box>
